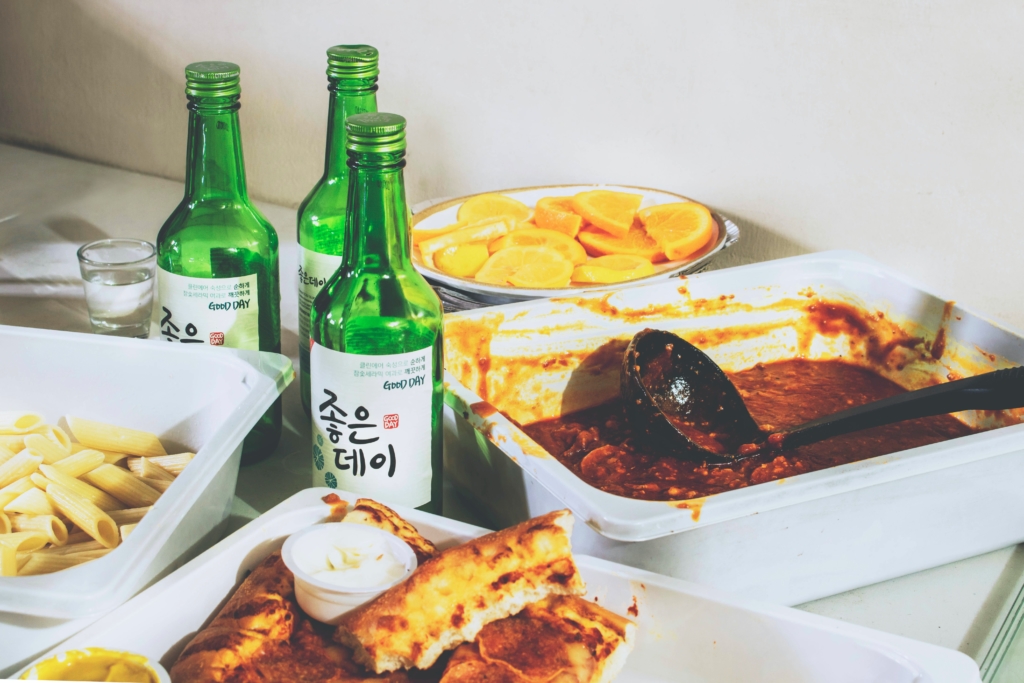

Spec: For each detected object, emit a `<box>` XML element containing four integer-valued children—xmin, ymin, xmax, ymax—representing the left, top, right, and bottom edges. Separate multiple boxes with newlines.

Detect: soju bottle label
<box><xmin>157</xmin><ymin>268</ymin><xmax>260</xmax><ymax>349</ymax></box>
<box><xmin>310</xmin><ymin>341</ymin><xmax>431</xmax><ymax>508</ymax></box>
<box><xmin>297</xmin><ymin>245</ymin><xmax>343</xmax><ymax>350</ymax></box>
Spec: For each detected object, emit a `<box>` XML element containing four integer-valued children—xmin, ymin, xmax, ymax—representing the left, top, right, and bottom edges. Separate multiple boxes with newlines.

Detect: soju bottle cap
<box><xmin>346</xmin><ymin>112</ymin><xmax>406</xmax><ymax>154</ymax></box>
<box><xmin>327</xmin><ymin>45</ymin><xmax>380</xmax><ymax>81</ymax></box>
<box><xmin>185</xmin><ymin>61</ymin><xmax>241</xmax><ymax>98</ymax></box>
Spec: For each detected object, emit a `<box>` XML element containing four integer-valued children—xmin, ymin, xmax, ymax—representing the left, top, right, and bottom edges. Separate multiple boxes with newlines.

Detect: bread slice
<box><xmin>345</xmin><ymin>498</ymin><xmax>438</xmax><ymax>564</ymax></box>
<box><xmin>440</xmin><ymin>594</ymin><xmax>637</xmax><ymax>683</ymax></box>
<box><xmin>334</xmin><ymin>509</ymin><xmax>585</xmax><ymax>673</ymax></box>
<box><xmin>170</xmin><ymin>552</ymin><xmax>298</xmax><ymax>683</ymax></box>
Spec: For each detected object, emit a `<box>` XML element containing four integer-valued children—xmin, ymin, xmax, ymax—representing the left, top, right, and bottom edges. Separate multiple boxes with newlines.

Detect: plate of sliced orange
<box><xmin>411</xmin><ymin>184</ymin><xmax>739</xmax><ymax>306</ymax></box>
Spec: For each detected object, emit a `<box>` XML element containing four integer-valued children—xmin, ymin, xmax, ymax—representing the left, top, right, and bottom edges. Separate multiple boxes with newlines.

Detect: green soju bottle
<box><xmin>298</xmin><ymin>45</ymin><xmax>379</xmax><ymax>417</ymax></box>
<box><xmin>156</xmin><ymin>62</ymin><xmax>282</xmax><ymax>464</ymax></box>
<box><xmin>310</xmin><ymin>113</ymin><xmax>443</xmax><ymax>513</ymax></box>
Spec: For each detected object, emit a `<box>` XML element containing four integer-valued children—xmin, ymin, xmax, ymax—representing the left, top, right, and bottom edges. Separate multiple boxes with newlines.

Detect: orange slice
<box><xmin>457</xmin><ymin>193</ymin><xmax>531</xmax><ymax>224</ymax></box>
<box><xmin>412</xmin><ymin>221</ymin><xmax>464</xmax><ymax>245</ymax></box>
<box><xmin>571</xmin><ymin>254</ymin><xmax>655</xmax><ymax>284</ymax></box>
<box><xmin>642</xmin><ymin>203</ymin><xmax>715</xmax><ymax>261</ymax></box>
<box><xmin>475</xmin><ymin>246</ymin><xmax>573</xmax><ymax>288</ymax></box>
<box><xmin>571</xmin><ymin>190</ymin><xmax>642</xmax><ymax>239</ymax></box>
<box><xmin>418</xmin><ymin>217</ymin><xmax>513</xmax><ymax>257</ymax></box>
<box><xmin>534</xmin><ymin>196</ymin><xmax>584</xmax><ymax>238</ymax></box>
<box><xmin>434</xmin><ymin>243</ymin><xmax>490</xmax><ymax>278</ymax></box>
<box><xmin>577</xmin><ymin>222</ymin><xmax>666</xmax><ymax>262</ymax></box>
<box><xmin>638</xmin><ymin>202</ymin><xmax>686</xmax><ymax>227</ymax></box>
<box><xmin>488</xmin><ymin>228</ymin><xmax>587</xmax><ymax>265</ymax></box>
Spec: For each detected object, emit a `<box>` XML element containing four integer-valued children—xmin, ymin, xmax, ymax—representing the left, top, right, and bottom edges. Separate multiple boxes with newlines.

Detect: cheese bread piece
<box><xmin>335</xmin><ymin>509</ymin><xmax>585</xmax><ymax>673</ymax></box>
<box><xmin>171</xmin><ymin>551</ymin><xmax>414</xmax><ymax>683</ymax></box>
<box><xmin>345</xmin><ymin>498</ymin><xmax>438</xmax><ymax>564</ymax></box>
<box><xmin>171</xmin><ymin>552</ymin><xmax>299</xmax><ymax>683</ymax></box>
<box><xmin>440</xmin><ymin>595</ymin><xmax>636</xmax><ymax>683</ymax></box>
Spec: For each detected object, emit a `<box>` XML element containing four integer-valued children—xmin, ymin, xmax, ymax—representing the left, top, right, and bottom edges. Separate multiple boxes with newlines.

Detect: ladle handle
<box><xmin>774</xmin><ymin>366</ymin><xmax>1024</xmax><ymax>451</ymax></box>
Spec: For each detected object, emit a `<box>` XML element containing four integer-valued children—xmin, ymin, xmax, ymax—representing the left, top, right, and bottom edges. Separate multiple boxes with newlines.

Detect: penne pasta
<box><xmin>38</xmin><ymin>465</ymin><xmax>123</xmax><ymax>511</ymax></box>
<box><xmin>106</xmin><ymin>506</ymin><xmax>151</xmax><ymax>526</ymax></box>
<box><xmin>139</xmin><ymin>477</ymin><xmax>171</xmax><ymax>493</ymax></box>
<box><xmin>82</xmin><ymin>464</ymin><xmax>160</xmax><ymax>507</ymax></box>
<box><xmin>35</xmin><ymin>539</ymin><xmax>105</xmax><ymax>555</ymax></box>
<box><xmin>64</xmin><ymin>529</ymin><xmax>93</xmax><ymax>546</ymax></box>
<box><xmin>4</xmin><ymin>487</ymin><xmax>58</xmax><ymax>516</ymax></box>
<box><xmin>17</xmin><ymin>549</ymin><xmax>111</xmax><ymax>576</ymax></box>
<box><xmin>32</xmin><ymin>424</ymin><xmax>72</xmax><ymax>451</ymax></box>
<box><xmin>65</xmin><ymin>416</ymin><xmax>167</xmax><ymax>457</ymax></box>
<box><xmin>0</xmin><ymin>531</ymin><xmax>48</xmax><ymax>575</ymax></box>
<box><xmin>127</xmin><ymin>457</ymin><xmax>175</xmax><ymax>481</ymax></box>
<box><xmin>0</xmin><ymin>412</ymin><xmax>45</xmax><ymax>435</ymax></box>
<box><xmin>11</xmin><ymin>514</ymin><xmax>68</xmax><ymax>546</ymax></box>
<box><xmin>0</xmin><ymin>436</ymin><xmax>26</xmax><ymax>453</ymax></box>
<box><xmin>147</xmin><ymin>452</ymin><xmax>195</xmax><ymax>475</ymax></box>
<box><xmin>45</xmin><ymin>483</ymin><xmax>119</xmax><ymax>549</ymax></box>
<box><xmin>70</xmin><ymin>443</ymin><xmax>129</xmax><ymax>464</ymax></box>
<box><xmin>0</xmin><ymin>449</ymin><xmax>44</xmax><ymax>488</ymax></box>
<box><xmin>51</xmin><ymin>449</ymin><xmax>104</xmax><ymax>478</ymax></box>
<box><xmin>0</xmin><ymin>413</ymin><xmax>175</xmax><ymax>575</ymax></box>
<box><xmin>24</xmin><ymin>433</ymin><xmax>70</xmax><ymax>465</ymax></box>
<box><xmin>0</xmin><ymin>476</ymin><xmax>35</xmax><ymax>509</ymax></box>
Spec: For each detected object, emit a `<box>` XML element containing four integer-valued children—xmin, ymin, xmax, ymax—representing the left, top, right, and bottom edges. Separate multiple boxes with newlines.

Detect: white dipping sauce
<box><xmin>308</xmin><ymin>534</ymin><xmax>407</xmax><ymax>589</ymax></box>
<box><xmin>287</xmin><ymin>523</ymin><xmax>413</xmax><ymax>592</ymax></box>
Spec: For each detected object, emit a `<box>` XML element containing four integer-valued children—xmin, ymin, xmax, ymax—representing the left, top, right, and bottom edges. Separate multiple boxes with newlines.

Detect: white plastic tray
<box><xmin>442</xmin><ymin>250</ymin><xmax>1024</xmax><ymax>605</ymax></box>
<box><xmin>30</xmin><ymin>487</ymin><xmax>979</xmax><ymax>682</ymax></box>
<box><xmin>0</xmin><ymin>325</ymin><xmax>292</xmax><ymax>674</ymax></box>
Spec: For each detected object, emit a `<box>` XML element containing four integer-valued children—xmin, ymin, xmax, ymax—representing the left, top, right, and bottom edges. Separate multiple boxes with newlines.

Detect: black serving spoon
<box><xmin>621</xmin><ymin>328</ymin><xmax>1024</xmax><ymax>465</ymax></box>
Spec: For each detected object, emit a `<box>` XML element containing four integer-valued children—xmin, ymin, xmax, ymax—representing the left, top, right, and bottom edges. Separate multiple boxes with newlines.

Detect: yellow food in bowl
<box><xmin>414</xmin><ymin>190</ymin><xmax>716</xmax><ymax>288</ymax></box>
<box><xmin>20</xmin><ymin>647</ymin><xmax>161</xmax><ymax>682</ymax></box>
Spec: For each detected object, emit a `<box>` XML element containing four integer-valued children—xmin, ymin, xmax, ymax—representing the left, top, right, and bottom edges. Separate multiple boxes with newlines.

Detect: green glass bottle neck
<box><xmin>323</xmin><ymin>83</ymin><xmax>378</xmax><ymax>179</ymax></box>
<box><xmin>344</xmin><ymin>154</ymin><xmax>412</xmax><ymax>272</ymax></box>
<box><xmin>184</xmin><ymin>97</ymin><xmax>249</xmax><ymax>201</ymax></box>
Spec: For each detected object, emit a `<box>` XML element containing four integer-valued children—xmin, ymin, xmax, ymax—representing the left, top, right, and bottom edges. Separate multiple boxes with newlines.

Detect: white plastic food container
<box><xmin>32</xmin><ymin>487</ymin><xmax>980</xmax><ymax>682</ymax></box>
<box><xmin>0</xmin><ymin>325</ymin><xmax>291</xmax><ymax>675</ymax></box>
<box><xmin>442</xmin><ymin>250</ymin><xmax>1024</xmax><ymax>606</ymax></box>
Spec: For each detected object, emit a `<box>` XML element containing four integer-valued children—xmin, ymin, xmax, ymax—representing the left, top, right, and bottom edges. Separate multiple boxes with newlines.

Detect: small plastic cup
<box><xmin>282</xmin><ymin>523</ymin><xmax>417</xmax><ymax>625</ymax></box>
<box><xmin>76</xmin><ymin>239</ymin><xmax>157</xmax><ymax>339</ymax></box>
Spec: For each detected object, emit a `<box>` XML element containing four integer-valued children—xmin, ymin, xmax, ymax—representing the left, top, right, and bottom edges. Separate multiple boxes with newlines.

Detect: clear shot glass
<box><xmin>77</xmin><ymin>239</ymin><xmax>157</xmax><ymax>339</ymax></box>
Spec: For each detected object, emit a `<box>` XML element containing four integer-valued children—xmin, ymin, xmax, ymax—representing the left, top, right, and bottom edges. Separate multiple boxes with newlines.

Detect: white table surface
<box><xmin>1</xmin><ymin>141</ymin><xmax>1020</xmax><ymax>665</ymax></box>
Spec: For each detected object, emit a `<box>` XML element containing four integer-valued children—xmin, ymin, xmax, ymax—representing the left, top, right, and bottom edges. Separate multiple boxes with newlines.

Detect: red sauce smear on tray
<box><xmin>523</xmin><ymin>359</ymin><xmax>976</xmax><ymax>502</ymax></box>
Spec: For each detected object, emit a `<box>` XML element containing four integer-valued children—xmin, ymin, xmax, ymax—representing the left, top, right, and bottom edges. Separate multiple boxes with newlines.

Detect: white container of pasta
<box><xmin>0</xmin><ymin>324</ymin><xmax>291</xmax><ymax>674</ymax></box>
<box><xmin>27</xmin><ymin>487</ymin><xmax>980</xmax><ymax>682</ymax></box>
<box><xmin>441</xmin><ymin>250</ymin><xmax>1024</xmax><ymax>607</ymax></box>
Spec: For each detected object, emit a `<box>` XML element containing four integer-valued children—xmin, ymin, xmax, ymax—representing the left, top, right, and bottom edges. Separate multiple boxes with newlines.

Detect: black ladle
<box><xmin>621</xmin><ymin>328</ymin><xmax>1024</xmax><ymax>465</ymax></box>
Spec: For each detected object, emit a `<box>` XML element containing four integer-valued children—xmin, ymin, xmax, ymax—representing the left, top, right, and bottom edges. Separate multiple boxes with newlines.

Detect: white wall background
<box><xmin>0</xmin><ymin>0</ymin><xmax>1021</xmax><ymax>327</ymax></box>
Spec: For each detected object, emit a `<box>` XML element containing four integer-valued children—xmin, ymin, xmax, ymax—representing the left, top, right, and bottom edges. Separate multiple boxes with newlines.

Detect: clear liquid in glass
<box><xmin>83</xmin><ymin>269</ymin><xmax>154</xmax><ymax>338</ymax></box>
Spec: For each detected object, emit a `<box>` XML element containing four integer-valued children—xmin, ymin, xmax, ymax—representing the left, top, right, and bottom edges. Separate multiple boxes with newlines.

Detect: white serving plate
<box><xmin>31</xmin><ymin>487</ymin><xmax>979</xmax><ymax>682</ymax></box>
<box><xmin>0</xmin><ymin>325</ymin><xmax>292</xmax><ymax>675</ymax></box>
<box><xmin>411</xmin><ymin>185</ymin><xmax>740</xmax><ymax>307</ymax></box>
<box><xmin>441</xmin><ymin>250</ymin><xmax>1024</xmax><ymax>606</ymax></box>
